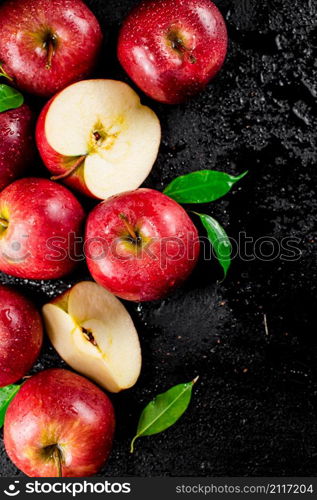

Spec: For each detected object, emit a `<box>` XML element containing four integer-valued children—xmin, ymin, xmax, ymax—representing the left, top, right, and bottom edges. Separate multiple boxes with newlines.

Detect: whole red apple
<box><xmin>0</xmin><ymin>0</ymin><xmax>102</xmax><ymax>97</ymax></box>
<box><xmin>0</xmin><ymin>104</ymin><xmax>34</xmax><ymax>191</ymax></box>
<box><xmin>85</xmin><ymin>188</ymin><xmax>200</xmax><ymax>301</ymax></box>
<box><xmin>0</xmin><ymin>285</ymin><xmax>43</xmax><ymax>387</ymax></box>
<box><xmin>0</xmin><ymin>178</ymin><xmax>85</xmax><ymax>279</ymax></box>
<box><xmin>4</xmin><ymin>368</ymin><xmax>115</xmax><ymax>477</ymax></box>
<box><xmin>118</xmin><ymin>0</ymin><xmax>228</xmax><ymax>104</ymax></box>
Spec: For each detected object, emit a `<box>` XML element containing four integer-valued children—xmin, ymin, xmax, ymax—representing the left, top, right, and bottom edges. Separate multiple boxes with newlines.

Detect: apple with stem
<box><xmin>85</xmin><ymin>188</ymin><xmax>200</xmax><ymax>302</ymax></box>
<box><xmin>0</xmin><ymin>285</ymin><xmax>43</xmax><ymax>387</ymax></box>
<box><xmin>42</xmin><ymin>281</ymin><xmax>142</xmax><ymax>393</ymax></box>
<box><xmin>36</xmin><ymin>79</ymin><xmax>161</xmax><ymax>199</ymax></box>
<box><xmin>0</xmin><ymin>104</ymin><xmax>35</xmax><ymax>191</ymax></box>
<box><xmin>118</xmin><ymin>0</ymin><xmax>228</xmax><ymax>104</ymax></box>
<box><xmin>0</xmin><ymin>0</ymin><xmax>102</xmax><ymax>97</ymax></box>
<box><xmin>4</xmin><ymin>368</ymin><xmax>115</xmax><ymax>477</ymax></box>
<box><xmin>0</xmin><ymin>177</ymin><xmax>85</xmax><ymax>279</ymax></box>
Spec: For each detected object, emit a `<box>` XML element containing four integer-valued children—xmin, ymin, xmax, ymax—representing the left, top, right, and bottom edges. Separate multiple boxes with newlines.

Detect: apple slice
<box><xmin>42</xmin><ymin>281</ymin><xmax>142</xmax><ymax>392</ymax></box>
<box><xmin>36</xmin><ymin>79</ymin><xmax>161</xmax><ymax>199</ymax></box>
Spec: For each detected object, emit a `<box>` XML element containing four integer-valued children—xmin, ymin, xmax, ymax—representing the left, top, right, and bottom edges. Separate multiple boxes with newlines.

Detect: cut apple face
<box><xmin>42</xmin><ymin>281</ymin><xmax>142</xmax><ymax>392</ymax></box>
<box><xmin>43</xmin><ymin>79</ymin><xmax>161</xmax><ymax>199</ymax></box>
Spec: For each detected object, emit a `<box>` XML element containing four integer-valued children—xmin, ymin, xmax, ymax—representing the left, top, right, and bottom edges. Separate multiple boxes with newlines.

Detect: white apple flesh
<box><xmin>42</xmin><ymin>281</ymin><xmax>142</xmax><ymax>392</ymax></box>
<box><xmin>36</xmin><ymin>80</ymin><xmax>161</xmax><ymax>199</ymax></box>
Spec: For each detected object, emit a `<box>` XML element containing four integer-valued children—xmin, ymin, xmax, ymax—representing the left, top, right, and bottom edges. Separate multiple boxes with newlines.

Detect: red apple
<box><xmin>4</xmin><ymin>368</ymin><xmax>115</xmax><ymax>477</ymax></box>
<box><xmin>117</xmin><ymin>0</ymin><xmax>228</xmax><ymax>104</ymax></box>
<box><xmin>0</xmin><ymin>104</ymin><xmax>35</xmax><ymax>191</ymax></box>
<box><xmin>0</xmin><ymin>0</ymin><xmax>102</xmax><ymax>97</ymax></box>
<box><xmin>0</xmin><ymin>285</ymin><xmax>43</xmax><ymax>387</ymax></box>
<box><xmin>85</xmin><ymin>188</ymin><xmax>200</xmax><ymax>301</ymax></box>
<box><xmin>36</xmin><ymin>79</ymin><xmax>161</xmax><ymax>199</ymax></box>
<box><xmin>0</xmin><ymin>178</ymin><xmax>85</xmax><ymax>279</ymax></box>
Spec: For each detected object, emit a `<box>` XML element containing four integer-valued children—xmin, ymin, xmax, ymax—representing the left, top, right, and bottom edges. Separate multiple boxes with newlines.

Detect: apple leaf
<box><xmin>0</xmin><ymin>385</ymin><xmax>20</xmax><ymax>428</ymax></box>
<box><xmin>130</xmin><ymin>377</ymin><xmax>198</xmax><ymax>453</ymax></box>
<box><xmin>163</xmin><ymin>170</ymin><xmax>248</xmax><ymax>204</ymax></box>
<box><xmin>0</xmin><ymin>84</ymin><xmax>24</xmax><ymax>113</ymax></box>
<box><xmin>195</xmin><ymin>213</ymin><xmax>232</xmax><ymax>278</ymax></box>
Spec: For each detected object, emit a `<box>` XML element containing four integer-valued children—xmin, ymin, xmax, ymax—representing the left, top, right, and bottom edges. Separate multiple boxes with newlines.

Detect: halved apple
<box><xmin>42</xmin><ymin>281</ymin><xmax>142</xmax><ymax>392</ymax></box>
<box><xmin>36</xmin><ymin>79</ymin><xmax>161</xmax><ymax>199</ymax></box>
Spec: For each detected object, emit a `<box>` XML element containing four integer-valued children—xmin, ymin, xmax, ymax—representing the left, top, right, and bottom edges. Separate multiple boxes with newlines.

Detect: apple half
<box><xmin>42</xmin><ymin>281</ymin><xmax>142</xmax><ymax>392</ymax></box>
<box><xmin>36</xmin><ymin>79</ymin><xmax>161</xmax><ymax>199</ymax></box>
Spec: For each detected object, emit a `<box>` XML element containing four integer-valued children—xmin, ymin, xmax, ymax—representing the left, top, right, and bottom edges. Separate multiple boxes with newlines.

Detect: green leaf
<box><xmin>0</xmin><ymin>84</ymin><xmax>24</xmax><ymax>113</ymax></box>
<box><xmin>130</xmin><ymin>377</ymin><xmax>199</xmax><ymax>453</ymax></box>
<box><xmin>196</xmin><ymin>213</ymin><xmax>232</xmax><ymax>278</ymax></box>
<box><xmin>163</xmin><ymin>170</ymin><xmax>248</xmax><ymax>204</ymax></box>
<box><xmin>0</xmin><ymin>385</ymin><xmax>20</xmax><ymax>428</ymax></box>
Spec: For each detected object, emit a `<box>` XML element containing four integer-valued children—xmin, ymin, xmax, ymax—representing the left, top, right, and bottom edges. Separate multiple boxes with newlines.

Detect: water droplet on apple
<box><xmin>1</xmin><ymin>308</ymin><xmax>13</xmax><ymax>323</ymax></box>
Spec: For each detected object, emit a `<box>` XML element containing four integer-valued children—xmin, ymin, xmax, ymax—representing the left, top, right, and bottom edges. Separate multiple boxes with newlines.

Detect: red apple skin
<box><xmin>36</xmin><ymin>97</ymin><xmax>92</xmax><ymax>197</ymax></box>
<box><xmin>118</xmin><ymin>0</ymin><xmax>228</xmax><ymax>104</ymax></box>
<box><xmin>0</xmin><ymin>285</ymin><xmax>43</xmax><ymax>387</ymax></box>
<box><xmin>85</xmin><ymin>188</ymin><xmax>200</xmax><ymax>301</ymax></box>
<box><xmin>0</xmin><ymin>104</ymin><xmax>35</xmax><ymax>191</ymax></box>
<box><xmin>0</xmin><ymin>178</ymin><xmax>85</xmax><ymax>279</ymax></box>
<box><xmin>4</xmin><ymin>368</ymin><xmax>115</xmax><ymax>477</ymax></box>
<box><xmin>0</xmin><ymin>0</ymin><xmax>102</xmax><ymax>97</ymax></box>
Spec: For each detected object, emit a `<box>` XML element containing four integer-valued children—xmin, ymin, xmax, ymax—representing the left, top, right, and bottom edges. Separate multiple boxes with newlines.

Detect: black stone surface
<box><xmin>1</xmin><ymin>0</ymin><xmax>317</xmax><ymax>477</ymax></box>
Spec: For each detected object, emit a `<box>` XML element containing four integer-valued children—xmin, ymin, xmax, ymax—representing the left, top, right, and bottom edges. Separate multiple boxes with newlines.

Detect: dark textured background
<box><xmin>1</xmin><ymin>0</ymin><xmax>317</xmax><ymax>477</ymax></box>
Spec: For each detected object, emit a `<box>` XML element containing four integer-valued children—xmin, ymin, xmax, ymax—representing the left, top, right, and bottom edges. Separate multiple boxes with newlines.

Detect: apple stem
<box><xmin>51</xmin><ymin>155</ymin><xmax>87</xmax><ymax>181</ymax></box>
<box><xmin>119</xmin><ymin>214</ymin><xmax>138</xmax><ymax>240</ymax></box>
<box><xmin>0</xmin><ymin>63</ymin><xmax>13</xmax><ymax>81</ymax></box>
<box><xmin>171</xmin><ymin>38</ymin><xmax>185</xmax><ymax>53</ymax></box>
<box><xmin>167</xmin><ymin>31</ymin><xmax>196</xmax><ymax>63</ymax></box>
<box><xmin>52</xmin><ymin>447</ymin><xmax>63</xmax><ymax>478</ymax></box>
<box><xmin>0</xmin><ymin>218</ymin><xmax>8</xmax><ymax>229</ymax></box>
<box><xmin>45</xmin><ymin>40</ymin><xmax>55</xmax><ymax>70</ymax></box>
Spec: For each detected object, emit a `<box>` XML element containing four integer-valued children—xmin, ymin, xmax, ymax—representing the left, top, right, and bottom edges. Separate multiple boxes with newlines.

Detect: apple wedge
<box><xmin>42</xmin><ymin>281</ymin><xmax>142</xmax><ymax>392</ymax></box>
<box><xmin>36</xmin><ymin>79</ymin><xmax>161</xmax><ymax>199</ymax></box>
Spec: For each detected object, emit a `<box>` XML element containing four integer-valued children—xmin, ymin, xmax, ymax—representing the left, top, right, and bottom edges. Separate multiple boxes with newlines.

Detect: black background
<box><xmin>1</xmin><ymin>0</ymin><xmax>317</xmax><ymax>477</ymax></box>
